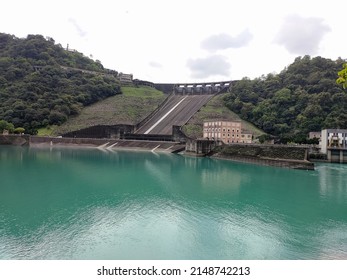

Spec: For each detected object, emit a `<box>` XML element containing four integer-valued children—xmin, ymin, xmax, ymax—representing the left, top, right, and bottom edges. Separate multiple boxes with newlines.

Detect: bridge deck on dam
<box><xmin>135</xmin><ymin>94</ymin><xmax>214</xmax><ymax>135</ymax></box>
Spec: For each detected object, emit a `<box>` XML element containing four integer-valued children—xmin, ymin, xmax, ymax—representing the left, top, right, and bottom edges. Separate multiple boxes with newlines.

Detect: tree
<box><xmin>14</xmin><ymin>127</ymin><xmax>25</xmax><ymax>134</ymax></box>
<box><xmin>0</xmin><ymin>120</ymin><xmax>15</xmax><ymax>133</ymax></box>
<box><xmin>336</xmin><ymin>63</ymin><xmax>347</xmax><ymax>89</ymax></box>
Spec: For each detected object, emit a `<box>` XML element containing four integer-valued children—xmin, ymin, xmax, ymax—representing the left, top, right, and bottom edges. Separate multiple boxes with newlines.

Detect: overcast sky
<box><xmin>1</xmin><ymin>0</ymin><xmax>345</xmax><ymax>83</ymax></box>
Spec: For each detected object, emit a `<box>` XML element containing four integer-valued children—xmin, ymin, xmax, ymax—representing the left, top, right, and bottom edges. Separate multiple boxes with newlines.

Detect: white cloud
<box><xmin>201</xmin><ymin>30</ymin><xmax>253</xmax><ymax>52</ymax></box>
<box><xmin>149</xmin><ymin>61</ymin><xmax>163</xmax><ymax>68</ymax></box>
<box><xmin>186</xmin><ymin>55</ymin><xmax>231</xmax><ymax>79</ymax></box>
<box><xmin>68</xmin><ymin>18</ymin><xmax>88</xmax><ymax>38</ymax></box>
<box><xmin>274</xmin><ymin>14</ymin><xmax>331</xmax><ymax>55</ymax></box>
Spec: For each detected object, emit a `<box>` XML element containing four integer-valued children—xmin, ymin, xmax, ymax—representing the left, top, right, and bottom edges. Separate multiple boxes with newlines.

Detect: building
<box><xmin>320</xmin><ymin>129</ymin><xmax>347</xmax><ymax>163</ymax></box>
<box><xmin>203</xmin><ymin>120</ymin><xmax>252</xmax><ymax>144</ymax></box>
<box><xmin>308</xmin><ymin>131</ymin><xmax>321</xmax><ymax>140</ymax></box>
<box><xmin>118</xmin><ymin>72</ymin><xmax>133</xmax><ymax>85</ymax></box>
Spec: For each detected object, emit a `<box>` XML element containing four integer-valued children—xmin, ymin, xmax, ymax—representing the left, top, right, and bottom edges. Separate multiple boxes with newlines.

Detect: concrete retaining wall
<box><xmin>62</xmin><ymin>124</ymin><xmax>135</xmax><ymax>139</ymax></box>
<box><xmin>212</xmin><ymin>144</ymin><xmax>314</xmax><ymax>170</ymax></box>
<box><xmin>0</xmin><ymin>135</ymin><xmax>30</xmax><ymax>146</ymax></box>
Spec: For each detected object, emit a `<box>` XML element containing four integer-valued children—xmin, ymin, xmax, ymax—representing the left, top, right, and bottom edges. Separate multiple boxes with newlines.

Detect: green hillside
<box><xmin>53</xmin><ymin>86</ymin><xmax>165</xmax><ymax>135</ymax></box>
<box><xmin>224</xmin><ymin>56</ymin><xmax>347</xmax><ymax>143</ymax></box>
<box><xmin>182</xmin><ymin>94</ymin><xmax>265</xmax><ymax>139</ymax></box>
<box><xmin>0</xmin><ymin>33</ymin><xmax>120</xmax><ymax>134</ymax></box>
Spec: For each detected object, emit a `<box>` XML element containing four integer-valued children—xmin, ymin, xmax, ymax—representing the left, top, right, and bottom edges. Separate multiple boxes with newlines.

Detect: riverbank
<box><xmin>0</xmin><ymin>135</ymin><xmax>314</xmax><ymax>169</ymax></box>
<box><xmin>211</xmin><ymin>143</ymin><xmax>314</xmax><ymax>170</ymax></box>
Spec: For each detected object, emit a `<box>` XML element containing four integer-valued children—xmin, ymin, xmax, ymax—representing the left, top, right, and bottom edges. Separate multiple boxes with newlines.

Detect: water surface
<box><xmin>0</xmin><ymin>146</ymin><xmax>346</xmax><ymax>259</ymax></box>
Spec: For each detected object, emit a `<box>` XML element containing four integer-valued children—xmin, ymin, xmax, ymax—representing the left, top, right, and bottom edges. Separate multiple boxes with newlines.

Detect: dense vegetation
<box><xmin>0</xmin><ymin>33</ymin><xmax>121</xmax><ymax>134</ymax></box>
<box><xmin>224</xmin><ymin>56</ymin><xmax>347</xmax><ymax>143</ymax></box>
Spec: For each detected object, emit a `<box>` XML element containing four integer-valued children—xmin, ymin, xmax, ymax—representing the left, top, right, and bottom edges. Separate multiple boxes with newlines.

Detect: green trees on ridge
<box><xmin>0</xmin><ymin>33</ymin><xmax>121</xmax><ymax>134</ymax></box>
<box><xmin>224</xmin><ymin>55</ymin><xmax>347</xmax><ymax>143</ymax></box>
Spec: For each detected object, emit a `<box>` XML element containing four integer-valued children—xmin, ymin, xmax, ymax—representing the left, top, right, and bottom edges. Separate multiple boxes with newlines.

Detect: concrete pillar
<box><xmin>340</xmin><ymin>150</ymin><xmax>344</xmax><ymax>164</ymax></box>
<box><xmin>327</xmin><ymin>150</ymin><xmax>332</xmax><ymax>162</ymax></box>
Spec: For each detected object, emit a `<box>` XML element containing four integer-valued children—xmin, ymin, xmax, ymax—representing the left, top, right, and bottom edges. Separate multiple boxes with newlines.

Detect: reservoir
<box><xmin>0</xmin><ymin>146</ymin><xmax>346</xmax><ymax>259</ymax></box>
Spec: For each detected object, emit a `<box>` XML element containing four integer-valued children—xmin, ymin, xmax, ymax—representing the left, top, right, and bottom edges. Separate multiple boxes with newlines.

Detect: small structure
<box><xmin>321</xmin><ymin>129</ymin><xmax>347</xmax><ymax>163</ymax></box>
<box><xmin>118</xmin><ymin>72</ymin><xmax>133</xmax><ymax>85</ymax></box>
<box><xmin>185</xmin><ymin>138</ymin><xmax>221</xmax><ymax>156</ymax></box>
<box><xmin>173</xmin><ymin>81</ymin><xmax>231</xmax><ymax>95</ymax></box>
<box><xmin>203</xmin><ymin>120</ymin><xmax>252</xmax><ymax>144</ymax></box>
<box><xmin>2</xmin><ymin>129</ymin><xmax>9</xmax><ymax>135</ymax></box>
<box><xmin>308</xmin><ymin>131</ymin><xmax>321</xmax><ymax>140</ymax></box>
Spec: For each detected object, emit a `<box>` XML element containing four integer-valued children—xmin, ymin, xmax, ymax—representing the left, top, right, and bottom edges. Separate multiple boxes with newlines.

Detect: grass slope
<box><xmin>53</xmin><ymin>86</ymin><xmax>165</xmax><ymax>135</ymax></box>
<box><xmin>182</xmin><ymin>94</ymin><xmax>265</xmax><ymax>139</ymax></box>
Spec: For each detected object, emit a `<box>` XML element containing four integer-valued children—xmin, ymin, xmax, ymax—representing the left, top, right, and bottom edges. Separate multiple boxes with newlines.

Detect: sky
<box><xmin>1</xmin><ymin>0</ymin><xmax>345</xmax><ymax>83</ymax></box>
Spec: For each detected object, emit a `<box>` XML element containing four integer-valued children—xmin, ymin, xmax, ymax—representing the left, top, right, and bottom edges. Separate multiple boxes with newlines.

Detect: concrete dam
<box><xmin>62</xmin><ymin>80</ymin><xmax>232</xmax><ymax>140</ymax></box>
<box><xmin>134</xmin><ymin>81</ymin><xmax>231</xmax><ymax>135</ymax></box>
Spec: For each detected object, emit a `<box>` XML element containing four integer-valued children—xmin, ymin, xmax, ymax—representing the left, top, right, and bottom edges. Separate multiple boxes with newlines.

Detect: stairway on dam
<box><xmin>135</xmin><ymin>94</ymin><xmax>214</xmax><ymax>135</ymax></box>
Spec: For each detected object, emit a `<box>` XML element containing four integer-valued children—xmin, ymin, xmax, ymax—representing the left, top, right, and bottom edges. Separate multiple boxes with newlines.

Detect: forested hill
<box><xmin>224</xmin><ymin>56</ymin><xmax>347</xmax><ymax>143</ymax></box>
<box><xmin>0</xmin><ymin>33</ymin><xmax>121</xmax><ymax>134</ymax></box>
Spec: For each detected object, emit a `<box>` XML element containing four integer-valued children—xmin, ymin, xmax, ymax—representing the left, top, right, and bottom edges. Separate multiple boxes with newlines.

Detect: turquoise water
<box><xmin>0</xmin><ymin>146</ymin><xmax>346</xmax><ymax>260</ymax></box>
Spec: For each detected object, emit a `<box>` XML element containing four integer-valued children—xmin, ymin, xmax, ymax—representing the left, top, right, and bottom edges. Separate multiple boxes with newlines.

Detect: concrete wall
<box><xmin>185</xmin><ymin>139</ymin><xmax>218</xmax><ymax>155</ymax></box>
<box><xmin>211</xmin><ymin>143</ymin><xmax>314</xmax><ymax>170</ymax></box>
<box><xmin>29</xmin><ymin>136</ymin><xmax>180</xmax><ymax>151</ymax></box>
<box><xmin>327</xmin><ymin>149</ymin><xmax>347</xmax><ymax>163</ymax></box>
<box><xmin>0</xmin><ymin>135</ymin><xmax>30</xmax><ymax>146</ymax></box>
<box><xmin>154</xmin><ymin>83</ymin><xmax>175</xmax><ymax>94</ymax></box>
<box><xmin>62</xmin><ymin>124</ymin><xmax>135</xmax><ymax>139</ymax></box>
<box><xmin>30</xmin><ymin>136</ymin><xmax>114</xmax><ymax>147</ymax></box>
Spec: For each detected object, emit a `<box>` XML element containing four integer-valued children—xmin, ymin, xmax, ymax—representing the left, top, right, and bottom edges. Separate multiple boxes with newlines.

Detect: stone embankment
<box><xmin>211</xmin><ymin>144</ymin><xmax>314</xmax><ymax>170</ymax></box>
<box><xmin>0</xmin><ymin>135</ymin><xmax>184</xmax><ymax>153</ymax></box>
<box><xmin>0</xmin><ymin>135</ymin><xmax>30</xmax><ymax>146</ymax></box>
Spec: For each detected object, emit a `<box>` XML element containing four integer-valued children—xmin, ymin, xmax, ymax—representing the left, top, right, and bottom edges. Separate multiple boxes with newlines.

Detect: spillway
<box><xmin>135</xmin><ymin>94</ymin><xmax>214</xmax><ymax>135</ymax></box>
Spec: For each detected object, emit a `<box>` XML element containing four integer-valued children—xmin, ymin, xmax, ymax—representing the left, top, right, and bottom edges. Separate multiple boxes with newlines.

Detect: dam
<box><xmin>61</xmin><ymin>80</ymin><xmax>232</xmax><ymax>140</ymax></box>
<box><xmin>134</xmin><ymin>81</ymin><xmax>231</xmax><ymax>135</ymax></box>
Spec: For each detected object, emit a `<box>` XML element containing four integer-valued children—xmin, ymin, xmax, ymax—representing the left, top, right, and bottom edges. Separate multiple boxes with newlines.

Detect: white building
<box><xmin>321</xmin><ymin>129</ymin><xmax>347</xmax><ymax>153</ymax></box>
<box><xmin>321</xmin><ymin>129</ymin><xmax>347</xmax><ymax>163</ymax></box>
